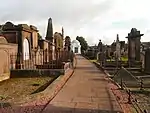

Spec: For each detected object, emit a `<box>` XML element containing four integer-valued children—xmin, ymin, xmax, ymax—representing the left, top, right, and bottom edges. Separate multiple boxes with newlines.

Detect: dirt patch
<box><xmin>0</xmin><ymin>76</ymin><xmax>54</xmax><ymax>106</ymax></box>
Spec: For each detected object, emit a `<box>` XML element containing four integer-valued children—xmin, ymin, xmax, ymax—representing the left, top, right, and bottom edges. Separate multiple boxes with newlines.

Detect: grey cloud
<box><xmin>0</xmin><ymin>0</ymin><xmax>113</xmax><ymax>26</ymax></box>
<box><xmin>0</xmin><ymin>0</ymin><xmax>115</xmax><ymax>45</ymax></box>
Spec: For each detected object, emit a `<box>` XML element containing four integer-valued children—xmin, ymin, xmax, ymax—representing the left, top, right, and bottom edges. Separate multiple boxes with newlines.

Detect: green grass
<box><xmin>89</xmin><ymin>59</ymin><xmax>97</xmax><ymax>62</ymax></box>
<box><xmin>88</xmin><ymin>56</ymin><xmax>128</xmax><ymax>63</ymax></box>
<box><xmin>106</xmin><ymin>59</ymin><xmax>115</xmax><ymax>61</ymax></box>
<box><xmin>106</xmin><ymin>56</ymin><xmax>128</xmax><ymax>62</ymax></box>
<box><xmin>121</xmin><ymin>57</ymin><xmax>128</xmax><ymax>62</ymax></box>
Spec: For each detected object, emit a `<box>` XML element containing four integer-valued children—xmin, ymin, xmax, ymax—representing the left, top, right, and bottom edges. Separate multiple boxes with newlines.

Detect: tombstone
<box><xmin>126</xmin><ymin>28</ymin><xmax>144</xmax><ymax>65</ymax></box>
<box><xmin>144</xmin><ymin>48</ymin><xmax>150</xmax><ymax>74</ymax></box>
<box><xmin>97</xmin><ymin>40</ymin><xmax>103</xmax><ymax>62</ymax></box>
<box><xmin>105</xmin><ymin>45</ymin><xmax>111</xmax><ymax>59</ymax></box>
<box><xmin>115</xmin><ymin>34</ymin><xmax>121</xmax><ymax>61</ymax></box>
<box><xmin>98</xmin><ymin>40</ymin><xmax>103</xmax><ymax>52</ymax></box>
<box><xmin>64</xmin><ymin>36</ymin><xmax>71</xmax><ymax>51</ymax></box>
<box><xmin>103</xmin><ymin>45</ymin><xmax>107</xmax><ymax>67</ymax></box>
<box><xmin>111</xmin><ymin>40</ymin><xmax>116</xmax><ymax>53</ymax></box>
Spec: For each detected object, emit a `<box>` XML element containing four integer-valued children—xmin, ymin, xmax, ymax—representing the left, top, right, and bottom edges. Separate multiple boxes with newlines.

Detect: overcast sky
<box><xmin>0</xmin><ymin>0</ymin><xmax>150</xmax><ymax>45</ymax></box>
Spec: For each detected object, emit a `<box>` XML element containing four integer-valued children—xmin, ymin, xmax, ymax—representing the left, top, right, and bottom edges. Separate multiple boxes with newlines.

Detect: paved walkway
<box><xmin>42</xmin><ymin>55</ymin><xmax>123</xmax><ymax>113</ymax></box>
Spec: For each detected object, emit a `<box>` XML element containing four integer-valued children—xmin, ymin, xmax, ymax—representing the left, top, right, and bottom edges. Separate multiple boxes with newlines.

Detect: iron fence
<box><xmin>10</xmin><ymin>51</ymin><xmax>74</xmax><ymax>70</ymax></box>
<box><xmin>112</xmin><ymin>67</ymin><xmax>150</xmax><ymax>113</ymax></box>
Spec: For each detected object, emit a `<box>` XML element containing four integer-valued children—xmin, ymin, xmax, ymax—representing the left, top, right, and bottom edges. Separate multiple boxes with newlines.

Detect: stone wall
<box><xmin>2</xmin><ymin>31</ymin><xmax>18</xmax><ymax>44</ymax></box>
<box><xmin>0</xmin><ymin>43</ymin><xmax>18</xmax><ymax>75</ymax></box>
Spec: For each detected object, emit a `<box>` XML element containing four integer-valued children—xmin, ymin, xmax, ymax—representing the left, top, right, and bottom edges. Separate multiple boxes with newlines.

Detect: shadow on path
<box><xmin>0</xmin><ymin>104</ymin><xmax>124</xmax><ymax>113</ymax></box>
<box><xmin>75</xmin><ymin>66</ymin><xmax>93</xmax><ymax>70</ymax></box>
<box><xmin>43</xmin><ymin>104</ymin><xmax>123</xmax><ymax>113</ymax></box>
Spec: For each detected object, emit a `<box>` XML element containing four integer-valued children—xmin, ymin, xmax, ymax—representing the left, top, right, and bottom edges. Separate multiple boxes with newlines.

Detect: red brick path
<box><xmin>42</xmin><ymin>55</ymin><xmax>124</xmax><ymax>113</ymax></box>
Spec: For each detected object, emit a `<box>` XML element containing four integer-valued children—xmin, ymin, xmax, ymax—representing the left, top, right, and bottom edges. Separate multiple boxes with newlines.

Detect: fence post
<box><xmin>128</xmin><ymin>89</ymin><xmax>132</xmax><ymax>104</ymax></box>
<box><xmin>140</xmin><ymin>79</ymin><xmax>143</xmax><ymax>90</ymax></box>
<box><xmin>144</xmin><ymin>109</ymin><xmax>148</xmax><ymax>113</ymax></box>
<box><xmin>120</xmin><ymin>77</ymin><xmax>123</xmax><ymax>90</ymax></box>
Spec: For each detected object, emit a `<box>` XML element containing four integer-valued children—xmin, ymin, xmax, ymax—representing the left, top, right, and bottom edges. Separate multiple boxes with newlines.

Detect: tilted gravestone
<box><xmin>126</xmin><ymin>28</ymin><xmax>144</xmax><ymax>65</ymax></box>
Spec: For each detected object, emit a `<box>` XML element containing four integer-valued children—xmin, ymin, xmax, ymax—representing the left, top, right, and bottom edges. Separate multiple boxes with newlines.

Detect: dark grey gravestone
<box><xmin>126</xmin><ymin>28</ymin><xmax>144</xmax><ymax>65</ymax></box>
<box><xmin>97</xmin><ymin>40</ymin><xmax>103</xmax><ymax>62</ymax></box>
<box><xmin>144</xmin><ymin>48</ymin><xmax>150</xmax><ymax>74</ymax></box>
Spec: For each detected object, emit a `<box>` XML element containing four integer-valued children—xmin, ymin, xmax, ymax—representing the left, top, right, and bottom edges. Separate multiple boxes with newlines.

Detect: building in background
<box><xmin>71</xmin><ymin>40</ymin><xmax>81</xmax><ymax>54</ymax></box>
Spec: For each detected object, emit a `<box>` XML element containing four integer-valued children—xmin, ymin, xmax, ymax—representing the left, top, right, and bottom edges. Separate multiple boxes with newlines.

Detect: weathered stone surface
<box><xmin>144</xmin><ymin>48</ymin><xmax>150</xmax><ymax>73</ymax></box>
<box><xmin>126</xmin><ymin>28</ymin><xmax>144</xmax><ymax>64</ymax></box>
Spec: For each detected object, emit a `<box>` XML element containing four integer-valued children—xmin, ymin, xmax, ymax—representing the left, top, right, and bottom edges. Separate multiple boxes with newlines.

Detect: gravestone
<box><xmin>103</xmin><ymin>45</ymin><xmax>107</xmax><ymax>67</ymax></box>
<box><xmin>97</xmin><ymin>40</ymin><xmax>103</xmax><ymax>63</ymax></box>
<box><xmin>144</xmin><ymin>48</ymin><xmax>150</xmax><ymax>74</ymax></box>
<box><xmin>105</xmin><ymin>45</ymin><xmax>111</xmax><ymax>61</ymax></box>
<box><xmin>126</xmin><ymin>28</ymin><xmax>144</xmax><ymax>65</ymax></box>
<box><xmin>64</xmin><ymin>36</ymin><xmax>71</xmax><ymax>51</ymax></box>
<box><xmin>115</xmin><ymin>34</ymin><xmax>121</xmax><ymax>61</ymax></box>
<box><xmin>98</xmin><ymin>40</ymin><xmax>103</xmax><ymax>52</ymax></box>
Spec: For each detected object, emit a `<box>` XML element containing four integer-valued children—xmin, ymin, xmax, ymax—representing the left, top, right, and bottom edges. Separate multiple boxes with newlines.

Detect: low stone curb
<box><xmin>24</xmin><ymin>58</ymin><xmax>77</xmax><ymax>112</ymax></box>
<box><xmin>39</xmin><ymin>68</ymin><xmax>75</xmax><ymax>112</ymax></box>
<box><xmin>0</xmin><ymin>63</ymin><xmax>76</xmax><ymax>113</ymax></box>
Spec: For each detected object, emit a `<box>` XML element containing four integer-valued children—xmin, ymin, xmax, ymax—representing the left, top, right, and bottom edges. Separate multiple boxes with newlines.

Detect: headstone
<box><xmin>116</xmin><ymin>34</ymin><xmax>121</xmax><ymax>61</ymax></box>
<box><xmin>144</xmin><ymin>48</ymin><xmax>150</xmax><ymax>73</ymax></box>
<box><xmin>111</xmin><ymin>40</ymin><xmax>116</xmax><ymax>53</ymax></box>
<box><xmin>64</xmin><ymin>36</ymin><xmax>71</xmax><ymax>51</ymax></box>
<box><xmin>126</xmin><ymin>28</ymin><xmax>144</xmax><ymax>64</ymax></box>
<box><xmin>105</xmin><ymin>45</ymin><xmax>111</xmax><ymax>59</ymax></box>
<box><xmin>98</xmin><ymin>40</ymin><xmax>103</xmax><ymax>52</ymax></box>
<box><xmin>97</xmin><ymin>40</ymin><xmax>103</xmax><ymax>62</ymax></box>
<box><xmin>103</xmin><ymin>45</ymin><xmax>107</xmax><ymax>67</ymax></box>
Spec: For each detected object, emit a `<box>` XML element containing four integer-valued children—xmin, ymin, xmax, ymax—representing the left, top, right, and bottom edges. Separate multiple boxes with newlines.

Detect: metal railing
<box><xmin>112</xmin><ymin>67</ymin><xmax>149</xmax><ymax>113</ymax></box>
<box><xmin>10</xmin><ymin>51</ymin><xmax>74</xmax><ymax>70</ymax></box>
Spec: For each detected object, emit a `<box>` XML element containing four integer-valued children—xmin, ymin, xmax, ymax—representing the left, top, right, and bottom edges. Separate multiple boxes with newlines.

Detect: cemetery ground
<box><xmin>0</xmin><ymin>75</ymin><xmax>57</xmax><ymax>107</ymax></box>
<box><xmin>0</xmin><ymin>55</ymin><xmax>127</xmax><ymax>113</ymax></box>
